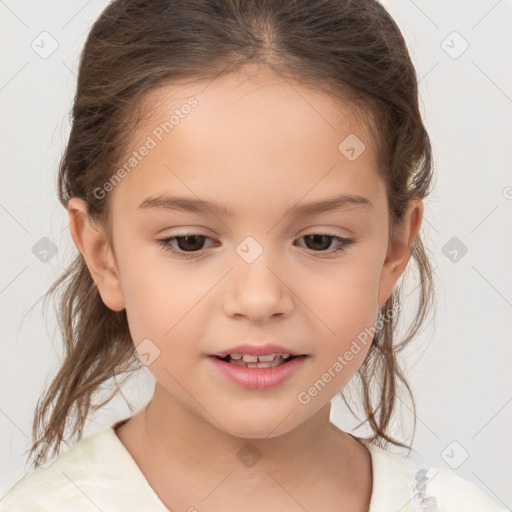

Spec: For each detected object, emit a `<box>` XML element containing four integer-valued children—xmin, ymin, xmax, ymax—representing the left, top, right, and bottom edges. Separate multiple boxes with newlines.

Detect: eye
<box><xmin>157</xmin><ymin>234</ymin><xmax>216</xmax><ymax>259</ymax></box>
<box><xmin>295</xmin><ymin>233</ymin><xmax>355</xmax><ymax>256</ymax></box>
<box><xmin>156</xmin><ymin>232</ymin><xmax>355</xmax><ymax>259</ymax></box>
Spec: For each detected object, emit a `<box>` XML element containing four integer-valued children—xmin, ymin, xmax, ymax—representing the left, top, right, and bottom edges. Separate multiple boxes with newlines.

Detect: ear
<box><xmin>377</xmin><ymin>197</ymin><xmax>423</xmax><ymax>308</ymax></box>
<box><xmin>67</xmin><ymin>197</ymin><xmax>125</xmax><ymax>312</ymax></box>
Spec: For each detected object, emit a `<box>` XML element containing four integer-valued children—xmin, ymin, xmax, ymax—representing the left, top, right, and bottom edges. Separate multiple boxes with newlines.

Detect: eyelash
<box><xmin>156</xmin><ymin>232</ymin><xmax>355</xmax><ymax>259</ymax></box>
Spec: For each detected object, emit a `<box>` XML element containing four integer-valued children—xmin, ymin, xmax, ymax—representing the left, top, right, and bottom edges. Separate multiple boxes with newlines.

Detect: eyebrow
<box><xmin>138</xmin><ymin>193</ymin><xmax>373</xmax><ymax>218</ymax></box>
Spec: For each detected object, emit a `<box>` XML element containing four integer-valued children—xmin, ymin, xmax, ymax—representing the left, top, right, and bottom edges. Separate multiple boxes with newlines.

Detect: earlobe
<box><xmin>67</xmin><ymin>198</ymin><xmax>125</xmax><ymax>312</ymax></box>
<box><xmin>377</xmin><ymin>197</ymin><xmax>423</xmax><ymax>308</ymax></box>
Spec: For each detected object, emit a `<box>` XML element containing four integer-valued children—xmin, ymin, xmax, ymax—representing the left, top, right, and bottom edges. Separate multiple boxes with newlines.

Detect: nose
<box><xmin>223</xmin><ymin>255</ymin><xmax>294</xmax><ymax>323</ymax></box>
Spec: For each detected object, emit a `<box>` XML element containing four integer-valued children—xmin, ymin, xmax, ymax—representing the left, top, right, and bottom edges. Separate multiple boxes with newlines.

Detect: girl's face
<box><xmin>70</xmin><ymin>64</ymin><xmax>422</xmax><ymax>438</ymax></box>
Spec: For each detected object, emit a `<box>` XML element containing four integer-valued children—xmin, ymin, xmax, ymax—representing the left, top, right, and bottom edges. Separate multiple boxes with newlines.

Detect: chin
<box><xmin>217</xmin><ymin>409</ymin><xmax>301</xmax><ymax>440</ymax></box>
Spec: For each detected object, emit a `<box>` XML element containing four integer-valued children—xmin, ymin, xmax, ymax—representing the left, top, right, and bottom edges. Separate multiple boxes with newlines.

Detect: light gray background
<box><xmin>1</xmin><ymin>0</ymin><xmax>511</xmax><ymax>508</ymax></box>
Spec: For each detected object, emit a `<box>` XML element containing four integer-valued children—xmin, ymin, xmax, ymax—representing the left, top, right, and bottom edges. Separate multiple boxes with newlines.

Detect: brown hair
<box><xmin>27</xmin><ymin>0</ymin><xmax>435</xmax><ymax>468</ymax></box>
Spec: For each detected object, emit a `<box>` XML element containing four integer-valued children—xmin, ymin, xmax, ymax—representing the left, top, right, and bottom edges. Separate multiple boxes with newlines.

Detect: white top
<box><xmin>0</xmin><ymin>420</ymin><xmax>505</xmax><ymax>511</ymax></box>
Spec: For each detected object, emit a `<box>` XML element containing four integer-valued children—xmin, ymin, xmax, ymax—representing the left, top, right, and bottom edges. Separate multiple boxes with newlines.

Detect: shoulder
<box><xmin>0</xmin><ymin>426</ymin><xmax>115</xmax><ymax>511</ymax></box>
<box><xmin>360</xmin><ymin>439</ymin><xmax>506</xmax><ymax>512</ymax></box>
<box><xmin>425</xmin><ymin>466</ymin><xmax>506</xmax><ymax>512</ymax></box>
<box><xmin>0</xmin><ymin>421</ymin><xmax>165</xmax><ymax>512</ymax></box>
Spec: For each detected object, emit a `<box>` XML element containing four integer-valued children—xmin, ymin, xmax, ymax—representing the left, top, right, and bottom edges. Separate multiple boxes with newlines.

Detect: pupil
<box><xmin>305</xmin><ymin>234</ymin><xmax>330</xmax><ymax>251</ymax></box>
<box><xmin>179</xmin><ymin>235</ymin><xmax>205</xmax><ymax>251</ymax></box>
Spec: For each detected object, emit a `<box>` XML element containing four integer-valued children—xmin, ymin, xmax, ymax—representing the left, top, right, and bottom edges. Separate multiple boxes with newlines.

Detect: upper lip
<box><xmin>210</xmin><ymin>343</ymin><xmax>305</xmax><ymax>357</ymax></box>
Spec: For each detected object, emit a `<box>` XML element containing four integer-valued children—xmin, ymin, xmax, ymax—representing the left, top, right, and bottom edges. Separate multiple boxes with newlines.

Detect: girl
<box><xmin>0</xmin><ymin>0</ymin><xmax>505</xmax><ymax>510</ymax></box>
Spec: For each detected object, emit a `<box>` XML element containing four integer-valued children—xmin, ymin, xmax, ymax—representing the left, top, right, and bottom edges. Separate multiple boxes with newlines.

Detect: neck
<box><xmin>145</xmin><ymin>384</ymin><xmax>359</xmax><ymax>483</ymax></box>
<box><xmin>116</xmin><ymin>382</ymin><xmax>372</xmax><ymax>511</ymax></box>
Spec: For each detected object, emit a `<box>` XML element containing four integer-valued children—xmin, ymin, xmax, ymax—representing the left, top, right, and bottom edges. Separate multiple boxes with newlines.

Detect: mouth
<box><xmin>207</xmin><ymin>353</ymin><xmax>308</xmax><ymax>390</ymax></box>
<box><xmin>212</xmin><ymin>353</ymin><xmax>302</xmax><ymax>368</ymax></box>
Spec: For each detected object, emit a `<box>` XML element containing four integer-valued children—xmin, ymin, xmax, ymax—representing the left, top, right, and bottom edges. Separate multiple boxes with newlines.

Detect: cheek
<box><xmin>118</xmin><ymin>251</ymin><xmax>217</xmax><ymax>359</ymax></box>
<box><xmin>300</xmin><ymin>249</ymin><xmax>384</xmax><ymax>330</ymax></box>
<box><xmin>114</xmin><ymin>246</ymin><xmax>171</xmax><ymax>342</ymax></box>
<box><xmin>295</xmin><ymin>249</ymin><xmax>384</xmax><ymax>380</ymax></box>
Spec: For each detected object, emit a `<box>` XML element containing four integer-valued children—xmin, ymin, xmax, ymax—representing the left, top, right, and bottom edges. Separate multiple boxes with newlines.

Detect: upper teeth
<box><xmin>229</xmin><ymin>353</ymin><xmax>290</xmax><ymax>362</ymax></box>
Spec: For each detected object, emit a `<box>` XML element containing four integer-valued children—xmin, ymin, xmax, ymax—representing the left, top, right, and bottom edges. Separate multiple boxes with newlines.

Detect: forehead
<box><xmin>135</xmin><ymin>64</ymin><xmax>371</xmax><ymax>150</ymax></box>
<box><xmin>110</xmin><ymin>64</ymin><xmax>385</xmax><ymax>219</ymax></box>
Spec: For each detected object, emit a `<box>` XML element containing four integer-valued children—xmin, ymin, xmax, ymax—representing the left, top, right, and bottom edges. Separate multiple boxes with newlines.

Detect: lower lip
<box><xmin>207</xmin><ymin>355</ymin><xmax>307</xmax><ymax>390</ymax></box>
